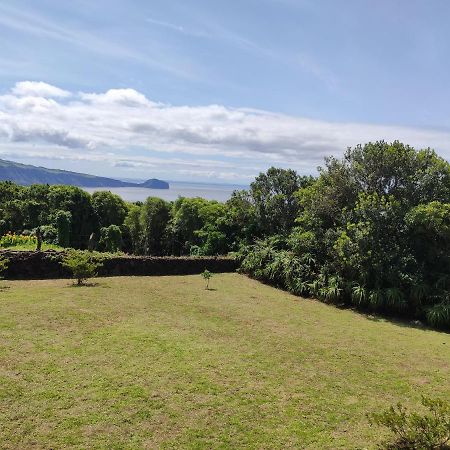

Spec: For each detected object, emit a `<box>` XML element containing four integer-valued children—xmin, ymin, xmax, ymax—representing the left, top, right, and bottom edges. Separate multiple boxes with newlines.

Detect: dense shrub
<box><xmin>368</xmin><ymin>396</ymin><xmax>450</xmax><ymax>449</ymax></box>
<box><xmin>62</xmin><ymin>250</ymin><xmax>104</xmax><ymax>285</ymax></box>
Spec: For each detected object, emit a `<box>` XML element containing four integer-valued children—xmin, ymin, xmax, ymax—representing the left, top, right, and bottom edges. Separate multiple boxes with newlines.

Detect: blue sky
<box><xmin>0</xmin><ymin>0</ymin><xmax>450</xmax><ymax>183</ymax></box>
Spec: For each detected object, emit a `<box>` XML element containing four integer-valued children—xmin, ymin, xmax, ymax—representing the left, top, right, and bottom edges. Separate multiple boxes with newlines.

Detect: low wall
<box><xmin>0</xmin><ymin>250</ymin><xmax>238</xmax><ymax>280</ymax></box>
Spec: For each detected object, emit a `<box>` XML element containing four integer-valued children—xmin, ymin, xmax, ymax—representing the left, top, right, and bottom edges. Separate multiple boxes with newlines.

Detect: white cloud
<box><xmin>11</xmin><ymin>81</ymin><xmax>71</xmax><ymax>98</ymax></box>
<box><xmin>0</xmin><ymin>81</ymin><xmax>449</xmax><ymax>182</ymax></box>
<box><xmin>80</xmin><ymin>88</ymin><xmax>156</xmax><ymax>107</ymax></box>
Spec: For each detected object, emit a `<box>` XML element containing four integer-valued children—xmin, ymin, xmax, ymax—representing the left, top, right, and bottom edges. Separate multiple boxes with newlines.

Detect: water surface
<box><xmin>83</xmin><ymin>181</ymin><xmax>247</xmax><ymax>202</ymax></box>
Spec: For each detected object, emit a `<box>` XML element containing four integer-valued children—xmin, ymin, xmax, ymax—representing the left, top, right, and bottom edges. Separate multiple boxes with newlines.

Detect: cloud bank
<box><xmin>1</xmin><ymin>81</ymin><xmax>449</xmax><ymax>182</ymax></box>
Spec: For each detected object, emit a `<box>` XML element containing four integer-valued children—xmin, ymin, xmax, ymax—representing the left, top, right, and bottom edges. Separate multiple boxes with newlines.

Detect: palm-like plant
<box><xmin>351</xmin><ymin>284</ymin><xmax>367</xmax><ymax>306</ymax></box>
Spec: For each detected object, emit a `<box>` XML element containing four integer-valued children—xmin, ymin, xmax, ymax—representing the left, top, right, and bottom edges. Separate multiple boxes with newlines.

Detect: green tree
<box><xmin>167</xmin><ymin>197</ymin><xmax>207</xmax><ymax>255</ymax></box>
<box><xmin>54</xmin><ymin>210</ymin><xmax>72</xmax><ymax>247</ymax></box>
<box><xmin>124</xmin><ymin>204</ymin><xmax>143</xmax><ymax>254</ymax></box>
<box><xmin>140</xmin><ymin>197</ymin><xmax>170</xmax><ymax>255</ymax></box>
<box><xmin>47</xmin><ymin>186</ymin><xmax>97</xmax><ymax>248</ymax></box>
<box><xmin>250</xmin><ymin>167</ymin><xmax>307</xmax><ymax>235</ymax></box>
<box><xmin>92</xmin><ymin>191</ymin><xmax>128</xmax><ymax>228</ymax></box>
<box><xmin>99</xmin><ymin>225</ymin><xmax>122</xmax><ymax>253</ymax></box>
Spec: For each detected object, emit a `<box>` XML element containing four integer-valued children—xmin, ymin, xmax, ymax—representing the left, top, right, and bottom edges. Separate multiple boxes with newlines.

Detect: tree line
<box><xmin>0</xmin><ymin>140</ymin><xmax>449</xmax><ymax>327</ymax></box>
<box><xmin>0</xmin><ymin>167</ymin><xmax>311</xmax><ymax>256</ymax></box>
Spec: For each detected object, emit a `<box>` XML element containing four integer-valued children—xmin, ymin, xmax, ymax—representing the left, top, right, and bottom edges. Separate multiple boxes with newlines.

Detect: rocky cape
<box><xmin>0</xmin><ymin>159</ymin><xmax>169</xmax><ymax>189</ymax></box>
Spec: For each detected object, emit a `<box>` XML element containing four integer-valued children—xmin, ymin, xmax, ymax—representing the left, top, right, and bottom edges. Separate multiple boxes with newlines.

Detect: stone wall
<box><xmin>0</xmin><ymin>250</ymin><xmax>238</xmax><ymax>280</ymax></box>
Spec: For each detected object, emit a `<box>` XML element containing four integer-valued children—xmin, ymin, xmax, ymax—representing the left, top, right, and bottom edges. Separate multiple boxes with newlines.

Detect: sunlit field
<box><xmin>0</xmin><ymin>274</ymin><xmax>448</xmax><ymax>449</ymax></box>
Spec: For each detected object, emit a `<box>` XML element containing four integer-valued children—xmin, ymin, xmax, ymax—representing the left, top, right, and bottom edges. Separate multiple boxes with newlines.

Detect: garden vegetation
<box><xmin>1</xmin><ymin>140</ymin><xmax>449</xmax><ymax>327</ymax></box>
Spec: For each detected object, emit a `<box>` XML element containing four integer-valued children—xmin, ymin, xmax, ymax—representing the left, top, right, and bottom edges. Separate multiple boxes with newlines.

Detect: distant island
<box><xmin>0</xmin><ymin>159</ymin><xmax>169</xmax><ymax>189</ymax></box>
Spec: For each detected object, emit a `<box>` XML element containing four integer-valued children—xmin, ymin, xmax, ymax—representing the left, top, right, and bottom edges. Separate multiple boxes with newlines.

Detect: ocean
<box><xmin>83</xmin><ymin>181</ymin><xmax>248</xmax><ymax>202</ymax></box>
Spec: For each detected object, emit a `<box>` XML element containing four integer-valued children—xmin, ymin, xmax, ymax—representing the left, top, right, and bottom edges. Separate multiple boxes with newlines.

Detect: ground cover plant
<box><xmin>368</xmin><ymin>396</ymin><xmax>450</xmax><ymax>449</ymax></box>
<box><xmin>0</xmin><ymin>274</ymin><xmax>448</xmax><ymax>449</ymax></box>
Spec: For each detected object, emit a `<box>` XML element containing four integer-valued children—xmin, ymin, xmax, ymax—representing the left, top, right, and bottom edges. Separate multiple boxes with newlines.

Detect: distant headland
<box><xmin>0</xmin><ymin>158</ymin><xmax>169</xmax><ymax>189</ymax></box>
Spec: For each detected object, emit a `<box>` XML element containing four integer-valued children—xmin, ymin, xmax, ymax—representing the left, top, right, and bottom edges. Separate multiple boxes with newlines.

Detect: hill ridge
<box><xmin>0</xmin><ymin>158</ymin><xmax>169</xmax><ymax>189</ymax></box>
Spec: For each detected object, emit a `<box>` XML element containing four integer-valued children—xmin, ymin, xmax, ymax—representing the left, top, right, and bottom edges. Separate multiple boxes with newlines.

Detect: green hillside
<box><xmin>0</xmin><ymin>159</ymin><xmax>169</xmax><ymax>188</ymax></box>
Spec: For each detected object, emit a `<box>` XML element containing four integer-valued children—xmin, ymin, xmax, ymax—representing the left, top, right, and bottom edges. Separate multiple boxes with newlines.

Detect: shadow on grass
<box><xmin>205</xmin><ymin>288</ymin><xmax>218</xmax><ymax>291</ymax></box>
<box><xmin>332</xmin><ymin>302</ymin><xmax>448</xmax><ymax>333</ymax></box>
<box><xmin>242</xmin><ymin>274</ymin><xmax>449</xmax><ymax>334</ymax></box>
<box><xmin>66</xmin><ymin>281</ymin><xmax>101</xmax><ymax>288</ymax></box>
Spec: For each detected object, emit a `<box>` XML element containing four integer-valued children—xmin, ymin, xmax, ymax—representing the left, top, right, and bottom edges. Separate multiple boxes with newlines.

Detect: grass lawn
<box><xmin>0</xmin><ymin>243</ymin><xmax>63</xmax><ymax>251</ymax></box>
<box><xmin>0</xmin><ymin>274</ymin><xmax>448</xmax><ymax>449</ymax></box>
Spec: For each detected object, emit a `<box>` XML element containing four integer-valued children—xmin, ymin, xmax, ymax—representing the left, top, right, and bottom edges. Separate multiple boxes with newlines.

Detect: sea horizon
<box><xmin>83</xmin><ymin>180</ymin><xmax>249</xmax><ymax>202</ymax></box>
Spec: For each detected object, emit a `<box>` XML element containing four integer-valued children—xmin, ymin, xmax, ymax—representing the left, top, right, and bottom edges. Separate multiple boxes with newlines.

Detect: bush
<box><xmin>62</xmin><ymin>250</ymin><xmax>103</xmax><ymax>285</ymax></box>
<box><xmin>426</xmin><ymin>297</ymin><xmax>450</xmax><ymax>329</ymax></box>
<box><xmin>0</xmin><ymin>255</ymin><xmax>8</xmax><ymax>278</ymax></box>
<box><xmin>368</xmin><ymin>396</ymin><xmax>450</xmax><ymax>449</ymax></box>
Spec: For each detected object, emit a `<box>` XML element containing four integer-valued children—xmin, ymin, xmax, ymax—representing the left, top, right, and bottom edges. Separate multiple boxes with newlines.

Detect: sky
<box><xmin>0</xmin><ymin>0</ymin><xmax>450</xmax><ymax>183</ymax></box>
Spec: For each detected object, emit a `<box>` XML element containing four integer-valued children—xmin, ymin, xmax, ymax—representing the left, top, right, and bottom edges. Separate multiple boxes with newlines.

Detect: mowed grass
<box><xmin>0</xmin><ymin>274</ymin><xmax>448</xmax><ymax>449</ymax></box>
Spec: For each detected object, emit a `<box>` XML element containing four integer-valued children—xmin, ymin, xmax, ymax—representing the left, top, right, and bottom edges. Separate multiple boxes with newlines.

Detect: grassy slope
<box><xmin>0</xmin><ymin>274</ymin><xmax>448</xmax><ymax>449</ymax></box>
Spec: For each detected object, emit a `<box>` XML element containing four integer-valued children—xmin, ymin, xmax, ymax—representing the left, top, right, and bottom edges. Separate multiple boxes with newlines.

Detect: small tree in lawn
<box><xmin>62</xmin><ymin>250</ymin><xmax>103</xmax><ymax>286</ymax></box>
<box><xmin>201</xmin><ymin>269</ymin><xmax>213</xmax><ymax>290</ymax></box>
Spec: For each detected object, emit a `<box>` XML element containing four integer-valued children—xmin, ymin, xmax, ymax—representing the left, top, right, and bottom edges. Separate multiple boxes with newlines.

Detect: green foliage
<box><xmin>0</xmin><ymin>255</ymin><xmax>8</xmax><ymax>278</ymax></box>
<box><xmin>47</xmin><ymin>185</ymin><xmax>97</xmax><ymax>248</ymax></box>
<box><xmin>426</xmin><ymin>298</ymin><xmax>450</xmax><ymax>329</ymax></box>
<box><xmin>0</xmin><ymin>232</ymin><xmax>37</xmax><ymax>248</ymax></box>
<box><xmin>368</xmin><ymin>396</ymin><xmax>450</xmax><ymax>449</ymax></box>
<box><xmin>54</xmin><ymin>210</ymin><xmax>72</xmax><ymax>247</ymax></box>
<box><xmin>201</xmin><ymin>269</ymin><xmax>213</xmax><ymax>289</ymax></box>
<box><xmin>92</xmin><ymin>191</ymin><xmax>128</xmax><ymax>228</ymax></box>
<box><xmin>123</xmin><ymin>204</ymin><xmax>142</xmax><ymax>254</ymax></box>
<box><xmin>62</xmin><ymin>250</ymin><xmax>103</xmax><ymax>285</ymax></box>
<box><xmin>99</xmin><ymin>225</ymin><xmax>122</xmax><ymax>253</ymax></box>
<box><xmin>250</xmin><ymin>167</ymin><xmax>312</xmax><ymax>236</ymax></box>
<box><xmin>39</xmin><ymin>224</ymin><xmax>58</xmax><ymax>244</ymax></box>
<box><xmin>241</xmin><ymin>141</ymin><xmax>450</xmax><ymax>328</ymax></box>
<box><xmin>141</xmin><ymin>197</ymin><xmax>170</xmax><ymax>255</ymax></box>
